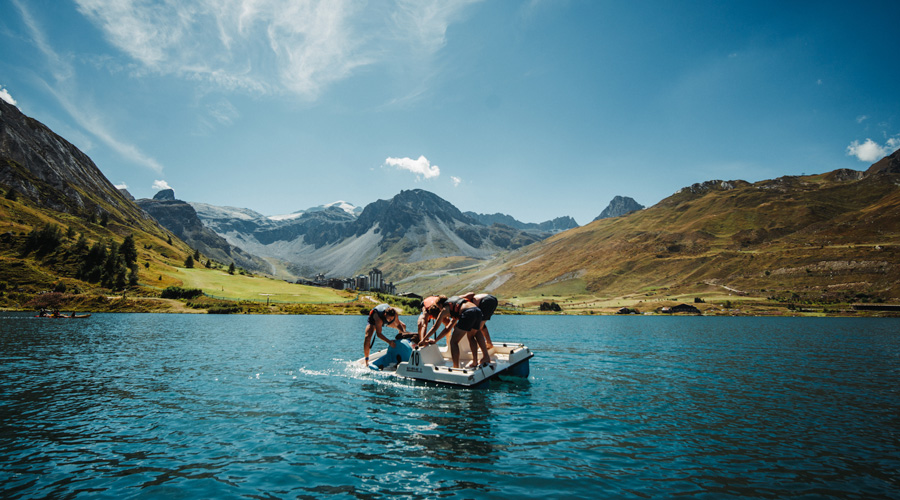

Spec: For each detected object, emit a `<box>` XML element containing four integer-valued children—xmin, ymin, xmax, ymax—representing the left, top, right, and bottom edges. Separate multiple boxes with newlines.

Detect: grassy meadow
<box><xmin>169</xmin><ymin>267</ymin><xmax>357</xmax><ymax>303</ymax></box>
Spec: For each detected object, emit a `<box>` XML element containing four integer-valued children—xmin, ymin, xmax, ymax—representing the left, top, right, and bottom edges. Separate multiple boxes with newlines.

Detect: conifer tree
<box><xmin>120</xmin><ymin>234</ymin><xmax>137</xmax><ymax>268</ymax></box>
<box><xmin>128</xmin><ymin>263</ymin><xmax>139</xmax><ymax>286</ymax></box>
<box><xmin>79</xmin><ymin>241</ymin><xmax>108</xmax><ymax>283</ymax></box>
<box><xmin>73</xmin><ymin>233</ymin><xmax>88</xmax><ymax>255</ymax></box>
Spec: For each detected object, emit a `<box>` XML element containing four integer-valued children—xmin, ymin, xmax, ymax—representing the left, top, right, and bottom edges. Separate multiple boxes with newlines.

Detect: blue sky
<box><xmin>2</xmin><ymin>0</ymin><xmax>898</xmax><ymax>225</ymax></box>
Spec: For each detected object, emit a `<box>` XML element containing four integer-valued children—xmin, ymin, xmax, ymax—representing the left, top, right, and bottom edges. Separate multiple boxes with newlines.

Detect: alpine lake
<box><xmin>1</xmin><ymin>313</ymin><xmax>898</xmax><ymax>499</ymax></box>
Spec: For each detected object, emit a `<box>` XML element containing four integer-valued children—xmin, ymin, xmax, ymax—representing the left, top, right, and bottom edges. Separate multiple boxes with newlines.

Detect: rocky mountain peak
<box><xmin>594</xmin><ymin>196</ymin><xmax>645</xmax><ymax>221</ymax></box>
<box><xmin>153</xmin><ymin>189</ymin><xmax>176</xmax><ymax>201</ymax></box>
<box><xmin>0</xmin><ymin>98</ymin><xmax>141</xmax><ymax>219</ymax></box>
<box><xmin>867</xmin><ymin>147</ymin><xmax>900</xmax><ymax>175</ymax></box>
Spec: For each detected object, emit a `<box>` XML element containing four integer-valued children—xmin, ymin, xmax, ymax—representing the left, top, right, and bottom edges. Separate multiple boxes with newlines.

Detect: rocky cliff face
<box><xmin>136</xmin><ymin>192</ymin><xmax>269</xmax><ymax>272</ymax></box>
<box><xmin>594</xmin><ymin>196</ymin><xmax>645</xmax><ymax>220</ymax></box>
<box><xmin>0</xmin><ymin>99</ymin><xmax>149</xmax><ymax>224</ymax></box>
<box><xmin>153</xmin><ymin>189</ymin><xmax>176</xmax><ymax>201</ymax></box>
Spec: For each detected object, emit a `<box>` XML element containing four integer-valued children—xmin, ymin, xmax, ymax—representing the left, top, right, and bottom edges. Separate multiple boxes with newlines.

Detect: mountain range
<box><xmin>408</xmin><ymin>156</ymin><xmax>900</xmax><ymax>305</ymax></box>
<box><xmin>3</xmin><ymin>97</ymin><xmax>899</xmax><ymax>309</ymax></box>
<box><xmin>187</xmin><ymin>188</ymin><xmax>560</xmax><ymax>280</ymax></box>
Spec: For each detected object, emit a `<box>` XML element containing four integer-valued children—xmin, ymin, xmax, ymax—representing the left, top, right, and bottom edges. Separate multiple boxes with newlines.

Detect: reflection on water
<box><xmin>1</xmin><ymin>313</ymin><xmax>899</xmax><ymax>499</ymax></box>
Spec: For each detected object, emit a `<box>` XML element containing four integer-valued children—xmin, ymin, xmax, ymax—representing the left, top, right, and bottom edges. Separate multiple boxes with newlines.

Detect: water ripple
<box><xmin>2</xmin><ymin>314</ymin><xmax>899</xmax><ymax>499</ymax></box>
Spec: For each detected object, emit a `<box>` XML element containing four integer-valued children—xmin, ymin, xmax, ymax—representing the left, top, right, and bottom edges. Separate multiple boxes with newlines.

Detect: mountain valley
<box><xmin>3</xmin><ymin>98</ymin><xmax>900</xmax><ymax>315</ymax></box>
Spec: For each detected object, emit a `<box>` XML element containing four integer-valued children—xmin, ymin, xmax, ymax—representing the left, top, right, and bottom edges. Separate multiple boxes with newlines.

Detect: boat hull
<box><xmin>361</xmin><ymin>341</ymin><xmax>533</xmax><ymax>388</ymax></box>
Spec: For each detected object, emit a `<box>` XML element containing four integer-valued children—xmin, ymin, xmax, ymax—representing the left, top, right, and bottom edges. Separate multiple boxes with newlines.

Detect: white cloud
<box><xmin>451</xmin><ymin>176</ymin><xmax>461</xmax><ymax>187</ymax></box>
<box><xmin>152</xmin><ymin>180</ymin><xmax>172</xmax><ymax>190</ymax></box>
<box><xmin>856</xmin><ymin>115</ymin><xmax>868</xmax><ymax>124</ymax></box>
<box><xmin>846</xmin><ymin>138</ymin><xmax>897</xmax><ymax>163</ymax></box>
<box><xmin>72</xmin><ymin>0</ymin><xmax>479</xmax><ymax>100</ymax></box>
<box><xmin>114</xmin><ymin>182</ymin><xmax>128</xmax><ymax>189</ymax></box>
<box><xmin>391</xmin><ymin>0</ymin><xmax>479</xmax><ymax>54</ymax></box>
<box><xmin>0</xmin><ymin>85</ymin><xmax>17</xmax><ymax>106</ymax></box>
<box><xmin>385</xmin><ymin>155</ymin><xmax>440</xmax><ymax>179</ymax></box>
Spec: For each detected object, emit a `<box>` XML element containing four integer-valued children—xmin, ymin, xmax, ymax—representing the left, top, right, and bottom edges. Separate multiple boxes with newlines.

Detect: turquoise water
<box><xmin>1</xmin><ymin>313</ymin><xmax>898</xmax><ymax>499</ymax></box>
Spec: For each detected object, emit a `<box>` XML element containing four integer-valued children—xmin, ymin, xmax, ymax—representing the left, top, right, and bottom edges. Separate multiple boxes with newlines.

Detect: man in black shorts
<box><xmin>428</xmin><ymin>295</ymin><xmax>491</xmax><ymax>368</ymax></box>
<box><xmin>462</xmin><ymin>293</ymin><xmax>498</xmax><ymax>349</ymax></box>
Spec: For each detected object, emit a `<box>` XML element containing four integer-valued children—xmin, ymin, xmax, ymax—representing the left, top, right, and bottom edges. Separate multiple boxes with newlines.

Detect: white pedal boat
<box><xmin>361</xmin><ymin>340</ymin><xmax>534</xmax><ymax>388</ymax></box>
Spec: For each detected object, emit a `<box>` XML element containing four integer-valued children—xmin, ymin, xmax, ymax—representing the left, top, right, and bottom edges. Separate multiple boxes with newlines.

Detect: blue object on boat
<box><xmin>505</xmin><ymin>358</ymin><xmax>530</xmax><ymax>378</ymax></box>
<box><xmin>369</xmin><ymin>339</ymin><xmax>414</xmax><ymax>370</ymax></box>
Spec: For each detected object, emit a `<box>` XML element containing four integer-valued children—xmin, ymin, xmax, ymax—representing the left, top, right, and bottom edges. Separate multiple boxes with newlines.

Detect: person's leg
<box><xmin>479</xmin><ymin>297</ymin><xmax>498</xmax><ymax>348</ymax></box>
<box><xmin>449</xmin><ymin>328</ymin><xmax>467</xmax><ymax>368</ymax></box>
<box><xmin>363</xmin><ymin>324</ymin><xmax>375</xmax><ymax>364</ymax></box>
<box><xmin>416</xmin><ymin>316</ymin><xmax>428</xmax><ymax>344</ymax></box>
<box><xmin>466</xmin><ymin>331</ymin><xmax>479</xmax><ymax>366</ymax></box>
<box><xmin>479</xmin><ymin>320</ymin><xmax>494</xmax><ymax>349</ymax></box>
<box><xmin>473</xmin><ymin>330</ymin><xmax>491</xmax><ymax>366</ymax></box>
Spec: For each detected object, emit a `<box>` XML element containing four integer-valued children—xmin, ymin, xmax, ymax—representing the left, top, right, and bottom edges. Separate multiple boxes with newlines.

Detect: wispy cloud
<box><xmin>13</xmin><ymin>0</ymin><xmax>164</xmax><ymax>173</ymax></box>
<box><xmin>73</xmin><ymin>0</ymin><xmax>479</xmax><ymax>100</ymax></box>
<box><xmin>451</xmin><ymin>175</ymin><xmax>462</xmax><ymax>187</ymax></box>
<box><xmin>152</xmin><ymin>180</ymin><xmax>172</xmax><ymax>191</ymax></box>
<box><xmin>114</xmin><ymin>182</ymin><xmax>128</xmax><ymax>189</ymax></box>
<box><xmin>385</xmin><ymin>155</ymin><xmax>440</xmax><ymax>179</ymax></box>
<box><xmin>846</xmin><ymin>137</ymin><xmax>900</xmax><ymax>162</ymax></box>
<box><xmin>0</xmin><ymin>85</ymin><xmax>17</xmax><ymax>106</ymax></box>
<box><xmin>391</xmin><ymin>0</ymin><xmax>479</xmax><ymax>54</ymax></box>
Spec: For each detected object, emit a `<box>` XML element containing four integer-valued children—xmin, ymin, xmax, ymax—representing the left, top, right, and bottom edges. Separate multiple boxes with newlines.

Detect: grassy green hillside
<box><xmin>400</xmin><ymin>169</ymin><xmax>900</xmax><ymax>314</ymax></box>
<box><xmin>1</xmin><ymin>185</ymin><xmax>187</xmax><ymax>306</ymax></box>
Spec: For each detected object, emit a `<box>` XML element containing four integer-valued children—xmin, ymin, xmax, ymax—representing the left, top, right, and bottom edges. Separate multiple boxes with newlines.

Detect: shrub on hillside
<box><xmin>207</xmin><ymin>305</ymin><xmax>241</xmax><ymax>314</ymax></box>
<box><xmin>161</xmin><ymin>286</ymin><xmax>204</xmax><ymax>300</ymax></box>
<box><xmin>539</xmin><ymin>301</ymin><xmax>562</xmax><ymax>312</ymax></box>
<box><xmin>23</xmin><ymin>223</ymin><xmax>62</xmax><ymax>256</ymax></box>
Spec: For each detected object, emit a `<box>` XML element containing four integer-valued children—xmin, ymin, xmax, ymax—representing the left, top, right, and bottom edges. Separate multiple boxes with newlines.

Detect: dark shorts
<box><xmin>479</xmin><ymin>295</ymin><xmax>498</xmax><ymax>321</ymax></box>
<box><xmin>367</xmin><ymin>311</ymin><xmax>380</xmax><ymax>326</ymax></box>
<box><xmin>456</xmin><ymin>307</ymin><xmax>483</xmax><ymax>331</ymax></box>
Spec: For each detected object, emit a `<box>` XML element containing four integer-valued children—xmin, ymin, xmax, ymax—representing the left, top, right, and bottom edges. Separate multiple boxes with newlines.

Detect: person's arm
<box><xmin>375</xmin><ymin>320</ymin><xmax>395</xmax><ymax>348</ymax></box>
<box><xmin>423</xmin><ymin>309</ymin><xmax>448</xmax><ymax>341</ymax></box>
<box><xmin>433</xmin><ymin>317</ymin><xmax>457</xmax><ymax>343</ymax></box>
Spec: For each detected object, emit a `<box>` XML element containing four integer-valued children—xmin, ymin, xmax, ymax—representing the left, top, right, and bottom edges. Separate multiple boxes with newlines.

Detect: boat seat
<box><xmin>417</xmin><ymin>344</ymin><xmax>446</xmax><ymax>366</ymax></box>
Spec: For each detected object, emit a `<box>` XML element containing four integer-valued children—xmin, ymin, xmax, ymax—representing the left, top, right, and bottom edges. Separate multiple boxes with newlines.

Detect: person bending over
<box><xmin>423</xmin><ymin>296</ymin><xmax>491</xmax><ymax>368</ymax></box>
<box><xmin>417</xmin><ymin>295</ymin><xmax>450</xmax><ymax>346</ymax></box>
<box><xmin>363</xmin><ymin>303</ymin><xmax>407</xmax><ymax>365</ymax></box>
<box><xmin>461</xmin><ymin>292</ymin><xmax>498</xmax><ymax>349</ymax></box>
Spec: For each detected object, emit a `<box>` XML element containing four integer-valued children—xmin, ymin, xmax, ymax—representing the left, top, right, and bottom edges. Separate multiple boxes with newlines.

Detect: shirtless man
<box><xmin>461</xmin><ymin>292</ymin><xmax>498</xmax><ymax>349</ymax></box>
